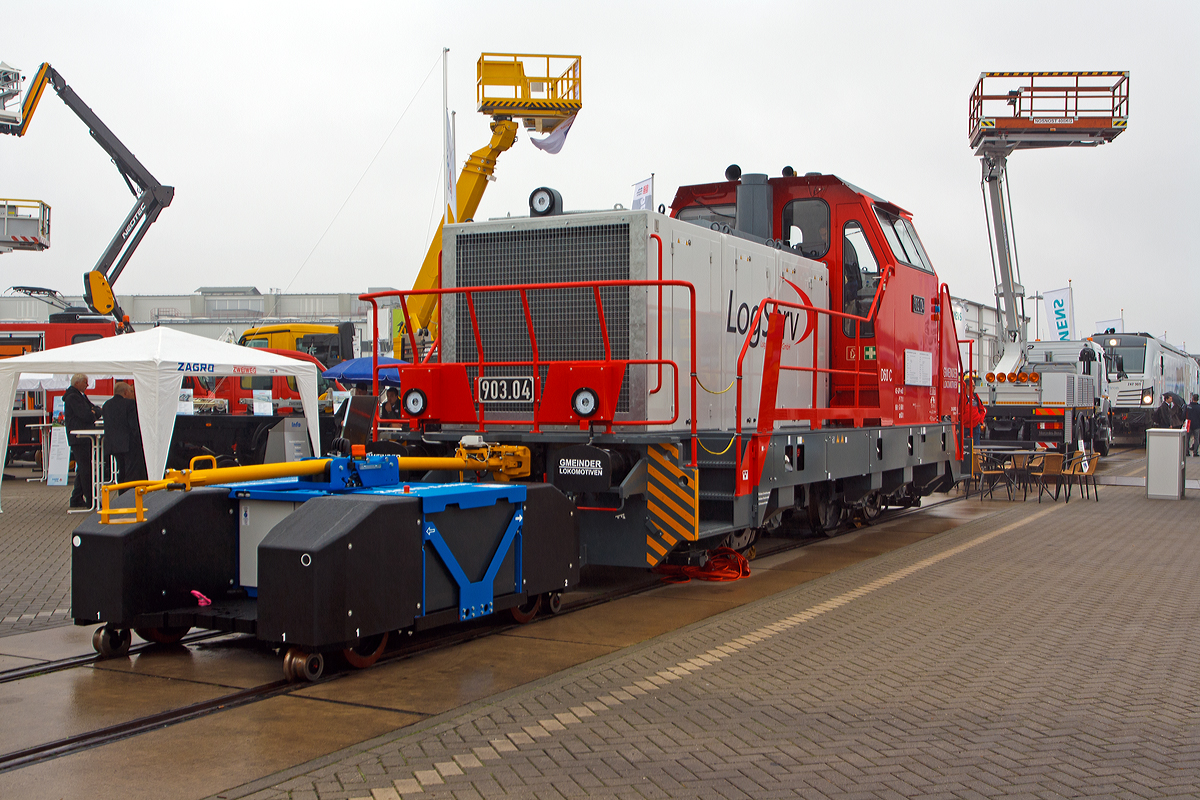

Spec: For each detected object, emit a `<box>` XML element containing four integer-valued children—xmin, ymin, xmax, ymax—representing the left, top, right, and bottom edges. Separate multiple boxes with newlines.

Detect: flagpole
<box><xmin>443</xmin><ymin>47</ymin><xmax>449</xmax><ymax>224</ymax></box>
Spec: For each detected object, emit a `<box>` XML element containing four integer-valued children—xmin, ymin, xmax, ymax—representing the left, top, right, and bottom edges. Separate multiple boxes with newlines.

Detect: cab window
<box><xmin>677</xmin><ymin>203</ymin><xmax>736</xmax><ymax>228</ymax></box>
<box><xmin>782</xmin><ymin>199</ymin><xmax>831</xmax><ymax>259</ymax></box>
<box><xmin>842</xmin><ymin>220</ymin><xmax>880</xmax><ymax>338</ymax></box>
<box><xmin>243</xmin><ymin>337</ymin><xmax>270</xmax><ymax>349</ymax></box>
<box><xmin>874</xmin><ymin>207</ymin><xmax>934</xmax><ymax>272</ymax></box>
<box><xmin>240</xmin><ymin>375</ymin><xmax>273</xmax><ymax>391</ymax></box>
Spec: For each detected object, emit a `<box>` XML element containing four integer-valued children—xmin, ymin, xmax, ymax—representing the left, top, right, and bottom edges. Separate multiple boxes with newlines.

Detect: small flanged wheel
<box><xmin>283</xmin><ymin>647</ymin><xmax>324</xmax><ymax>682</ymax></box>
<box><xmin>134</xmin><ymin>625</ymin><xmax>191</xmax><ymax>645</ymax></box>
<box><xmin>547</xmin><ymin>592</ymin><xmax>563</xmax><ymax>615</ymax></box>
<box><xmin>342</xmin><ymin>632</ymin><xmax>389</xmax><ymax>669</ymax></box>
<box><xmin>509</xmin><ymin>594</ymin><xmax>542</xmax><ymax>624</ymax></box>
<box><xmin>92</xmin><ymin>626</ymin><xmax>132</xmax><ymax>658</ymax></box>
<box><xmin>281</xmin><ymin>648</ymin><xmax>298</xmax><ymax>681</ymax></box>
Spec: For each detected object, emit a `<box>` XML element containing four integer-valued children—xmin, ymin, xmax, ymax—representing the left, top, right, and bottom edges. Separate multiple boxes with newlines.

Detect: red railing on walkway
<box><xmin>361</xmin><ymin>279</ymin><xmax>700</xmax><ymax>466</ymax></box>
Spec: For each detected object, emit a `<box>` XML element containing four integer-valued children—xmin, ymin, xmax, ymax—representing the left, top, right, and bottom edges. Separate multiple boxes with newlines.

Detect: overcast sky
<box><xmin>3</xmin><ymin>1</ymin><xmax>1197</xmax><ymax>349</ymax></box>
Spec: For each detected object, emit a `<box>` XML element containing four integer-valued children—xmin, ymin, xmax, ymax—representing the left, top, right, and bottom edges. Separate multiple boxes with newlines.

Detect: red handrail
<box><xmin>363</xmin><ymin>279</ymin><xmax>700</xmax><ymax>466</ymax></box>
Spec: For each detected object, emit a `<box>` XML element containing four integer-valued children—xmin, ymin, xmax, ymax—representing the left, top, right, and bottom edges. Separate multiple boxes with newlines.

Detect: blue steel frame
<box><xmin>422</xmin><ymin>505</ymin><xmax>524</xmax><ymax>621</ymax></box>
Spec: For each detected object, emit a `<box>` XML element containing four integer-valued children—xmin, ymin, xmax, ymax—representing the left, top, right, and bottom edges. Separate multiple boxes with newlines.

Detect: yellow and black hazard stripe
<box><xmin>478</xmin><ymin>98</ymin><xmax>583</xmax><ymax>112</ymax></box>
<box><xmin>645</xmin><ymin>443</ymin><xmax>699</xmax><ymax>566</ymax></box>
<box><xmin>983</xmin><ymin>71</ymin><xmax>1127</xmax><ymax>78</ymax></box>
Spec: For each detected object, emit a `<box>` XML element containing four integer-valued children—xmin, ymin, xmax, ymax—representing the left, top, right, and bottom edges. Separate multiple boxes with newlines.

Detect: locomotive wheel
<box><xmin>283</xmin><ymin>646</ymin><xmax>324</xmax><ymax>682</ymax></box>
<box><xmin>860</xmin><ymin>491</ymin><xmax>883</xmax><ymax>522</ymax></box>
<box><xmin>724</xmin><ymin>528</ymin><xmax>759</xmax><ymax>555</ymax></box>
<box><xmin>547</xmin><ymin>592</ymin><xmax>564</xmax><ymax>615</ymax></box>
<box><xmin>342</xmin><ymin>632</ymin><xmax>389</xmax><ymax>669</ymax></box>
<box><xmin>92</xmin><ymin>626</ymin><xmax>131</xmax><ymax>658</ymax></box>
<box><xmin>134</xmin><ymin>625</ymin><xmax>191</xmax><ymax>645</ymax></box>
<box><xmin>808</xmin><ymin>486</ymin><xmax>843</xmax><ymax>537</ymax></box>
<box><xmin>509</xmin><ymin>594</ymin><xmax>542</xmax><ymax>624</ymax></box>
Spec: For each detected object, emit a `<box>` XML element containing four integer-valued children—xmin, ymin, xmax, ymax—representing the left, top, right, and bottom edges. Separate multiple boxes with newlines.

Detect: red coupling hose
<box><xmin>652</xmin><ymin>546</ymin><xmax>751</xmax><ymax>584</ymax></box>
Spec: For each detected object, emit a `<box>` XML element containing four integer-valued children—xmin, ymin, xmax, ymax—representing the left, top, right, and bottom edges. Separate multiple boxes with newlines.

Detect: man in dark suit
<box><xmin>65</xmin><ymin>373</ymin><xmax>102</xmax><ymax>508</ymax></box>
<box><xmin>102</xmin><ymin>382</ymin><xmax>146</xmax><ymax>483</ymax></box>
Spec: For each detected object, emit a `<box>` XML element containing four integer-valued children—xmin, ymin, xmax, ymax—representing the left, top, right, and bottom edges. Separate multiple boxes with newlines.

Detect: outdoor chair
<box><xmin>1030</xmin><ymin>452</ymin><xmax>1065</xmax><ymax>503</ymax></box>
<box><xmin>978</xmin><ymin>452</ymin><xmax>1012</xmax><ymax>501</ymax></box>
<box><xmin>1007</xmin><ymin>452</ymin><xmax>1034</xmax><ymax>500</ymax></box>
<box><xmin>1066</xmin><ymin>453</ymin><xmax>1100</xmax><ymax>502</ymax></box>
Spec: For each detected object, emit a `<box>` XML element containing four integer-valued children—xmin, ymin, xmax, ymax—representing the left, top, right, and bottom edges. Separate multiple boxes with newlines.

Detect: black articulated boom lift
<box><xmin>1</xmin><ymin>61</ymin><xmax>174</xmax><ymax>332</ymax></box>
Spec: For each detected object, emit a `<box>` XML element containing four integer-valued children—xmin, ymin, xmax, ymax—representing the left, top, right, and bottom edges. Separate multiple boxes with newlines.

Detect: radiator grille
<box><xmin>454</xmin><ymin>223</ymin><xmax>632</xmax><ymax>413</ymax></box>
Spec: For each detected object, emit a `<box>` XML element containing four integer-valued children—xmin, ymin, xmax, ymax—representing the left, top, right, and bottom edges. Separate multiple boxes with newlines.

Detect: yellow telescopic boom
<box><xmin>403</xmin><ymin>54</ymin><xmax>582</xmax><ymax>341</ymax></box>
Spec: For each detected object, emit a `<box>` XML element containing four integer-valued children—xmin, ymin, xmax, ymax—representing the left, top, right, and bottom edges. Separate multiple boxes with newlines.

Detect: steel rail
<box><xmin>0</xmin><ymin>494</ymin><xmax>961</xmax><ymax>774</ymax></box>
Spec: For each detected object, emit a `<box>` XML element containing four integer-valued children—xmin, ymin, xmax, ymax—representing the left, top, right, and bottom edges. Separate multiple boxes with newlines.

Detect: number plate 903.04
<box><xmin>477</xmin><ymin>376</ymin><xmax>534</xmax><ymax>403</ymax></box>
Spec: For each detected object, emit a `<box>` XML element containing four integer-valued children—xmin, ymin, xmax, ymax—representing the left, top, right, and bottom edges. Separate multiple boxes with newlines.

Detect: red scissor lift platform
<box><xmin>969</xmin><ymin>71</ymin><xmax>1129</xmax><ymax>152</ymax></box>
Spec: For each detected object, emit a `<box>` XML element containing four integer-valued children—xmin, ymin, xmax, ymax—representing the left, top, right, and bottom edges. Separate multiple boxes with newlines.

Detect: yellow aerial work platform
<box><xmin>969</xmin><ymin>71</ymin><xmax>1128</xmax><ymax>153</ymax></box>
<box><xmin>402</xmin><ymin>54</ymin><xmax>583</xmax><ymax>347</ymax></box>
<box><xmin>477</xmin><ymin>53</ymin><xmax>581</xmax><ymax>133</ymax></box>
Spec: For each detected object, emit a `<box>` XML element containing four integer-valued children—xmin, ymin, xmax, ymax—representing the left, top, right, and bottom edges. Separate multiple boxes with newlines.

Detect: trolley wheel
<box><xmin>281</xmin><ymin>648</ymin><xmax>298</xmax><ymax>681</ymax></box>
<box><xmin>92</xmin><ymin>626</ymin><xmax>131</xmax><ymax>658</ymax></box>
<box><xmin>342</xmin><ymin>631</ymin><xmax>389</xmax><ymax>669</ymax></box>
<box><xmin>283</xmin><ymin>646</ymin><xmax>324</xmax><ymax>682</ymax></box>
<box><xmin>546</xmin><ymin>592</ymin><xmax>563</xmax><ymax>615</ymax></box>
<box><xmin>134</xmin><ymin>625</ymin><xmax>191</xmax><ymax>645</ymax></box>
<box><xmin>509</xmin><ymin>594</ymin><xmax>542</xmax><ymax>624</ymax></box>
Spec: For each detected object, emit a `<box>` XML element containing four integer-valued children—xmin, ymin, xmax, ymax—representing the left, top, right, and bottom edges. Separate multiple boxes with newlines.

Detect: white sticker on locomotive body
<box><xmin>904</xmin><ymin>349</ymin><xmax>933</xmax><ymax>387</ymax></box>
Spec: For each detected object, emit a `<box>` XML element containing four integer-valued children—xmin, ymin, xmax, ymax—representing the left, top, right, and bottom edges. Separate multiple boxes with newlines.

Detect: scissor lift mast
<box><xmin>969</xmin><ymin>71</ymin><xmax>1128</xmax><ymax>375</ymax></box>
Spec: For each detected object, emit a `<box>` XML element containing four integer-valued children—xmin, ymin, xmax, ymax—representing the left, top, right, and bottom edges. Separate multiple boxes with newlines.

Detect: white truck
<box><xmin>982</xmin><ymin>339</ymin><xmax>1113</xmax><ymax>455</ymax></box>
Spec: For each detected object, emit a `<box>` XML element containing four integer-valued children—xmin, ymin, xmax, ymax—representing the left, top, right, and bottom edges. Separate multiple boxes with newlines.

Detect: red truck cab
<box><xmin>189</xmin><ymin>348</ymin><xmax>342</xmax><ymax>414</ymax></box>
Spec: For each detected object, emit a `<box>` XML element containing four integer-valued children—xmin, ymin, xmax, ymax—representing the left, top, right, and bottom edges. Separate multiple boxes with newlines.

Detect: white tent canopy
<box><xmin>0</xmin><ymin>327</ymin><xmax>321</xmax><ymax>508</ymax></box>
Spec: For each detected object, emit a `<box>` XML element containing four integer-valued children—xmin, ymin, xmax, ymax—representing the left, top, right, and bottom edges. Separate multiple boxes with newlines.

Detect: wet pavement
<box><xmin>0</xmin><ymin>450</ymin><xmax>1196</xmax><ymax>798</ymax></box>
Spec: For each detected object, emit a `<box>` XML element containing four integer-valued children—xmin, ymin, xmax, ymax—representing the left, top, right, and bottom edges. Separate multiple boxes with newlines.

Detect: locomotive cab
<box><xmin>671</xmin><ymin>169</ymin><xmax>957</xmax><ymax>429</ymax></box>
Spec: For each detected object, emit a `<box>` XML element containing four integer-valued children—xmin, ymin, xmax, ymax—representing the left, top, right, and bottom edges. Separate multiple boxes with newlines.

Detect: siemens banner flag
<box><xmin>1043</xmin><ymin>287</ymin><xmax>1075</xmax><ymax>341</ymax></box>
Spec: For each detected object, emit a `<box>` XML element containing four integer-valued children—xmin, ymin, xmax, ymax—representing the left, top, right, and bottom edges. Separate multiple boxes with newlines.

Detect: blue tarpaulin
<box><xmin>321</xmin><ymin>356</ymin><xmax>406</xmax><ymax>386</ymax></box>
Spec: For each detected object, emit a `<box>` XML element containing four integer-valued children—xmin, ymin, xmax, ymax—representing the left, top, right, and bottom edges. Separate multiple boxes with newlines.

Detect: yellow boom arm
<box><xmin>403</xmin><ymin>53</ymin><xmax>582</xmax><ymax>341</ymax></box>
<box><xmin>407</xmin><ymin>118</ymin><xmax>519</xmax><ymax>335</ymax></box>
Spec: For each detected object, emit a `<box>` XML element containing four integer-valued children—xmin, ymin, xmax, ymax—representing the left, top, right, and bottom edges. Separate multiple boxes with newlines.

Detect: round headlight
<box><xmin>572</xmin><ymin>387</ymin><xmax>599</xmax><ymax>418</ymax></box>
<box><xmin>985</xmin><ymin>372</ymin><xmax>996</xmax><ymax>383</ymax></box>
<box><xmin>996</xmin><ymin>373</ymin><xmax>1007</xmax><ymax>382</ymax></box>
<box><xmin>1030</xmin><ymin>372</ymin><xmax>1040</xmax><ymax>383</ymax></box>
<box><xmin>403</xmin><ymin>388</ymin><xmax>427</xmax><ymax>416</ymax></box>
<box><xmin>1017</xmin><ymin>372</ymin><xmax>1028</xmax><ymax>383</ymax></box>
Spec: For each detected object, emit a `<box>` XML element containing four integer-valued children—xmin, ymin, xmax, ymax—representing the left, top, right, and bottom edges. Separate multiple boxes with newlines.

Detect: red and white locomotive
<box><xmin>368</xmin><ymin>165</ymin><xmax>967</xmax><ymax>567</ymax></box>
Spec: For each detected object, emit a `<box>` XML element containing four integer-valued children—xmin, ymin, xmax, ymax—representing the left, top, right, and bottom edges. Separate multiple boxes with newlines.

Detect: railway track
<box><xmin>0</xmin><ymin>493</ymin><xmax>959</xmax><ymax>775</ymax></box>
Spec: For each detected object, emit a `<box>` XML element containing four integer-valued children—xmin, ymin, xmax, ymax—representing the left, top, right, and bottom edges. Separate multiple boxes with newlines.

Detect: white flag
<box><xmin>1095</xmin><ymin>318</ymin><xmax>1123</xmax><ymax>334</ymax></box>
<box><xmin>530</xmin><ymin>114</ymin><xmax>576</xmax><ymax>155</ymax></box>
<box><xmin>444</xmin><ymin>110</ymin><xmax>457</xmax><ymax>223</ymax></box>
<box><xmin>1042</xmin><ymin>287</ymin><xmax>1075</xmax><ymax>341</ymax></box>
<box><xmin>632</xmin><ymin>177</ymin><xmax>653</xmax><ymax>210</ymax></box>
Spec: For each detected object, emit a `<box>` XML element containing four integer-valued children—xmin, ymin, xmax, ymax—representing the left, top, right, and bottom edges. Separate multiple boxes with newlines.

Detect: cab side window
<box><xmin>782</xmin><ymin>199</ymin><xmax>831</xmax><ymax>259</ymax></box>
<box><xmin>842</xmin><ymin>220</ymin><xmax>880</xmax><ymax>338</ymax></box>
<box><xmin>240</xmin><ymin>376</ymin><xmax>272</xmax><ymax>391</ymax></box>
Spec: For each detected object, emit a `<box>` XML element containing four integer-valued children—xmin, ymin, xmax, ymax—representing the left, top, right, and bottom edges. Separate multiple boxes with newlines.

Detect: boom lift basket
<box><xmin>969</xmin><ymin>71</ymin><xmax>1128</xmax><ymax>152</ymax></box>
<box><xmin>477</xmin><ymin>53</ymin><xmax>581</xmax><ymax>133</ymax></box>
